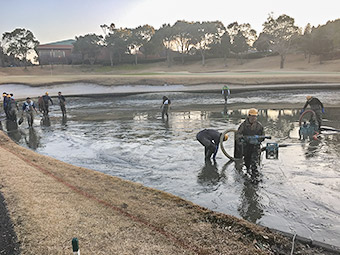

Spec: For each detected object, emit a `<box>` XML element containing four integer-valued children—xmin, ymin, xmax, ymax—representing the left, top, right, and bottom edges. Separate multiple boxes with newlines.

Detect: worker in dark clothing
<box><xmin>7</xmin><ymin>94</ymin><xmax>19</xmax><ymax>121</ymax></box>
<box><xmin>222</xmin><ymin>85</ymin><xmax>230</xmax><ymax>104</ymax></box>
<box><xmin>197</xmin><ymin>129</ymin><xmax>228</xmax><ymax>161</ymax></box>
<box><xmin>301</xmin><ymin>96</ymin><xmax>324</xmax><ymax>132</ymax></box>
<box><xmin>3</xmin><ymin>92</ymin><xmax>9</xmax><ymax>118</ymax></box>
<box><xmin>57</xmin><ymin>91</ymin><xmax>66</xmax><ymax>116</ymax></box>
<box><xmin>161</xmin><ymin>96</ymin><xmax>171</xmax><ymax>120</ymax></box>
<box><xmin>42</xmin><ymin>92</ymin><xmax>53</xmax><ymax>116</ymax></box>
<box><xmin>235</xmin><ymin>108</ymin><xmax>264</xmax><ymax>174</ymax></box>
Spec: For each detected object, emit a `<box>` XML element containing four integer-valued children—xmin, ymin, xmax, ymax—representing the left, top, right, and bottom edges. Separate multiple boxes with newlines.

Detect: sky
<box><xmin>0</xmin><ymin>0</ymin><xmax>339</xmax><ymax>44</ymax></box>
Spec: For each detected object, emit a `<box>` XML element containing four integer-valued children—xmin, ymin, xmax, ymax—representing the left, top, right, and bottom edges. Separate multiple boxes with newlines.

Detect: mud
<box><xmin>5</xmin><ymin>88</ymin><xmax>340</xmax><ymax>248</ymax></box>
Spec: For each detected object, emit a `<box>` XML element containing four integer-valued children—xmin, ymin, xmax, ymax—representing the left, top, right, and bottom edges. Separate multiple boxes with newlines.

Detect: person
<box><xmin>42</xmin><ymin>92</ymin><xmax>53</xmax><ymax>116</ymax></box>
<box><xmin>3</xmin><ymin>92</ymin><xmax>9</xmax><ymax>118</ymax></box>
<box><xmin>235</xmin><ymin>108</ymin><xmax>264</xmax><ymax>173</ymax></box>
<box><xmin>7</xmin><ymin>94</ymin><xmax>19</xmax><ymax>121</ymax></box>
<box><xmin>37</xmin><ymin>96</ymin><xmax>43</xmax><ymax>113</ymax></box>
<box><xmin>301</xmin><ymin>96</ymin><xmax>324</xmax><ymax>132</ymax></box>
<box><xmin>57</xmin><ymin>91</ymin><xmax>66</xmax><ymax>116</ymax></box>
<box><xmin>196</xmin><ymin>129</ymin><xmax>228</xmax><ymax>161</ymax></box>
<box><xmin>161</xmin><ymin>96</ymin><xmax>171</xmax><ymax>120</ymax></box>
<box><xmin>22</xmin><ymin>97</ymin><xmax>38</xmax><ymax>127</ymax></box>
<box><xmin>221</xmin><ymin>85</ymin><xmax>230</xmax><ymax>104</ymax></box>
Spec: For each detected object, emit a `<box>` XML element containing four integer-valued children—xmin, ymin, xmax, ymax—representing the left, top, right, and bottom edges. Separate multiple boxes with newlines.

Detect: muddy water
<box><xmin>9</xmin><ymin>89</ymin><xmax>340</xmax><ymax>247</ymax></box>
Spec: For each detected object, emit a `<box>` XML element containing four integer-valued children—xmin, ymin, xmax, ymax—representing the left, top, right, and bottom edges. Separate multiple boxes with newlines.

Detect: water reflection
<box><xmin>41</xmin><ymin>116</ymin><xmax>51</xmax><ymax>127</ymax></box>
<box><xmin>197</xmin><ymin>160</ymin><xmax>220</xmax><ymax>187</ymax></box>
<box><xmin>24</xmin><ymin>128</ymin><xmax>40</xmax><ymax>150</ymax></box>
<box><xmin>236</xmin><ymin>168</ymin><xmax>264</xmax><ymax>223</ymax></box>
<box><xmin>61</xmin><ymin>116</ymin><xmax>67</xmax><ymax>126</ymax></box>
<box><xmin>6</xmin><ymin>120</ymin><xmax>21</xmax><ymax>142</ymax></box>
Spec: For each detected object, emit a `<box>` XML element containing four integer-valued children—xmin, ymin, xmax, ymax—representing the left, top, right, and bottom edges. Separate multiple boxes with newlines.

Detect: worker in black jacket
<box><xmin>301</xmin><ymin>96</ymin><xmax>324</xmax><ymax>132</ymax></box>
<box><xmin>196</xmin><ymin>129</ymin><xmax>227</xmax><ymax>161</ymax></box>
<box><xmin>235</xmin><ymin>108</ymin><xmax>264</xmax><ymax>173</ymax></box>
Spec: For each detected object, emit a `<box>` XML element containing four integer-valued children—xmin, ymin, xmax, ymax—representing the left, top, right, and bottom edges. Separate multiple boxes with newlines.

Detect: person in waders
<box><xmin>161</xmin><ymin>96</ymin><xmax>171</xmax><ymax>120</ymax></box>
<box><xmin>3</xmin><ymin>92</ymin><xmax>9</xmax><ymax>119</ymax></box>
<box><xmin>196</xmin><ymin>129</ymin><xmax>228</xmax><ymax>162</ymax></box>
<box><xmin>42</xmin><ymin>92</ymin><xmax>53</xmax><ymax>116</ymax></box>
<box><xmin>22</xmin><ymin>97</ymin><xmax>38</xmax><ymax>127</ymax></box>
<box><xmin>57</xmin><ymin>91</ymin><xmax>66</xmax><ymax>116</ymax></box>
<box><xmin>301</xmin><ymin>96</ymin><xmax>324</xmax><ymax>132</ymax></box>
<box><xmin>235</xmin><ymin>108</ymin><xmax>264</xmax><ymax>176</ymax></box>
<box><xmin>222</xmin><ymin>85</ymin><xmax>230</xmax><ymax>104</ymax></box>
<box><xmin>7</xmin><ymin>94</ymin><xmax>19</xmax><ymax>122</ymax></box>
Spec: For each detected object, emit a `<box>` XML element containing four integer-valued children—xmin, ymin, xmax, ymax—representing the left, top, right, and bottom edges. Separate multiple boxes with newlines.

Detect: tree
<box><xmin>2</xmin><ymin>28</ymin><xmax>39</xmax><ymax>68</ymax></box>
<box><xmin>172</xmin><ymin>20</ymin><xmax>193</xmax><ymax>64</ymax></box>
<box><xmin>101</xmin><ymin>23</ymin><xmax>116</xmax><ymax>66</ymax></box>
<box><xmin>73</xmin><ymin>34</ymin><xmax>103</xmax><ymax>65</ymax></box>
<box><xmin>231</xmin><ymin>31</ymin><xmax>249</xmax><ymax>54</ymax></box>
<box><xmin>130</xmin><ymin>25</ymin><xmax>155</xmax><ymax>64</ymax></box>
<box><xmin>310</xmin><ymin>28</ymin><xmax>333</xmax><ymax>64</ymax></box>
<box><xmin>190</xmin><ymin>21</ymin><xmax>224</xmax><ymax>66</ymax></box>
<box><xmin>253</xmin><ymin>33</ymin><xmax>271</xmax><ymax>52</ymax></box>
<box><xmin>105</xmin><ymin>28</ymin><xmax>132</xmax><ymax>65</ymax></box>
<box><xmin>261</xmin><ymin>14</ymin><xmax>300</xmax><ymax>68</ymax></box>
<box><xmin>154</xmin><ymin>24</ymin><xmax>175</xmax><ymax>67</ymax></box>
<box><xmin>227</xmin><ymin>22</ymin><xmax>257</xmax><ymax>46</ymax></box>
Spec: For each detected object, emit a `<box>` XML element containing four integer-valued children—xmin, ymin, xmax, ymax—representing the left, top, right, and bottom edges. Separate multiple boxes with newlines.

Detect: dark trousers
<box><xmin>197</xmin><ymin>133</ymin><xmax>216</xmax><ymax>159</ymax></box>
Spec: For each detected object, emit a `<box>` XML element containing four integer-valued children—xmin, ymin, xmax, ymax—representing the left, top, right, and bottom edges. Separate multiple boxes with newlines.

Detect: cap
<box><xmin>248</xmin><ymin>108</ymin><xmax>258</xmax><ymax>116</ymax></box>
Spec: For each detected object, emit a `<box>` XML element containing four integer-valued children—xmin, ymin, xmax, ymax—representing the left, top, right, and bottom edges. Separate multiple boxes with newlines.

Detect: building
<box><xmin>36</xmin><ymin>39</ymin><xmax>75</xmax><ymax>65</ymax></box>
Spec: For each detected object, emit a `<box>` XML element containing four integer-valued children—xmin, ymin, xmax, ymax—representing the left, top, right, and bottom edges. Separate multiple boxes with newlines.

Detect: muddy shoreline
<box><xmin>1</xmin><ymin>132</ymin><xmax>339</xmax><ymax>254</ymax></box>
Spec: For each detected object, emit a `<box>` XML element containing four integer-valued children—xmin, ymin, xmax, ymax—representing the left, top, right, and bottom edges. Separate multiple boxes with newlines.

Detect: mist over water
<box><xmin>7</xmin><ymin>89</ymin><xmax>340</xmax><ymax>247</ymax></box>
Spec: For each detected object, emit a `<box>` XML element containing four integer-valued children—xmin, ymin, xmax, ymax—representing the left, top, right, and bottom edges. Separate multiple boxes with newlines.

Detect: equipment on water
<box><xmin>299</xmin><ymin>109</ymin><xmax>320</xmax><ymax>140</ymax></box>
<box><xmin>265</xmin><ymin>143</ymin><xmax>279</xmax><ymax>159</ymax></box>
<box><xmin>241</xmin><ymin>135</ymin><xmax>271</xmax><ymax>145</ymax></box>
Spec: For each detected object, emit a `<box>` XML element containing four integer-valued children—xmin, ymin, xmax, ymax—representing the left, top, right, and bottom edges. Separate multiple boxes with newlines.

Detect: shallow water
<box><xmin>6</xmin><ymin>89</ymin><xmax>340</xmax><ymax>247</ymax></box>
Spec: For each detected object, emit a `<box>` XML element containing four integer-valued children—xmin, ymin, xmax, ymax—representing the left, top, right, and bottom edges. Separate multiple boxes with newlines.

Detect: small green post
<box><xmin>72</xmin><ymin>237</ymin><xmax>79</xmax><ymax>254</ymax></box>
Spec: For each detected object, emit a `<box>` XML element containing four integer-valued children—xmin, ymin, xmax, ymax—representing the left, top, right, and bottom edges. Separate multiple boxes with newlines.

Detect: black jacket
<box><xmin>303</xmin><ymin>97</ymin><xmax>323</xmax><ymax>111</ymax></box>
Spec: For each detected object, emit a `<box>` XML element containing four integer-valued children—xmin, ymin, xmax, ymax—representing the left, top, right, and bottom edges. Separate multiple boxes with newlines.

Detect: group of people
<box><xmin>196</xmin><ymin>87</ymin><xmax>325</xmax><ymax>176</ymax></box>
<box><xmin>2</xmin><ymin>92</ymin><xmax>19</xmax><ymax>121</ymax></box>
<box><xmin>2</xmin><ymin>91</ymin><xmax>67</xmax><ymax>128</ymax></box>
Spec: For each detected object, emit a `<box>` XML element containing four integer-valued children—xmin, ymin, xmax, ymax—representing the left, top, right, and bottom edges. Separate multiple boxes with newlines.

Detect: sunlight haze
<box><xmin>0</xmin><ymin>0</ymin><xmax>339</xmax><ymax>43</ymax></box>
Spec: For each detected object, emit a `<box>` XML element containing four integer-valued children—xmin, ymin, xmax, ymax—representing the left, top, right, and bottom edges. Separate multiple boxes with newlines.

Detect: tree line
<box><xmin>1</xmin><ymin>14</ymin><xmax>340</xmax><ymax>69</ymax></box>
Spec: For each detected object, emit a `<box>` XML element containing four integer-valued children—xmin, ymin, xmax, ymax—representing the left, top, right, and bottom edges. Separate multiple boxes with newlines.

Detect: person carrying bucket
<box><xmin>196</xmin><ymin>129</ymin><xmax>228</xmax><ymax>161</ymax></box>
<box><xmin>235</xmin><ymin>108</ymin><xmax>264</xmax><ymax>175</ymax></box>
<box><xmin>300</xmin><ymin>96</ymin><xmax>324</xmax><ymax>132</ymax></box>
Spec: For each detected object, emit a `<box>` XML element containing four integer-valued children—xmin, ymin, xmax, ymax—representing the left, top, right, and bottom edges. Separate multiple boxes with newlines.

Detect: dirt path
<box><xmin>1</xmin><ymin>131</ymin><xmax>338</xmax><ymax>254</ymax></box>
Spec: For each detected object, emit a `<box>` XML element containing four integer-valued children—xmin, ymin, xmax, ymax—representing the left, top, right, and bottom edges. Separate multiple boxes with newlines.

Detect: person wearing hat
<box><xmin>2</xmin><ymin>92</ymin><xmax>9</xmax><ymax>118</ymax></box>
<box><xmin>7</xmin><ymin>94</ymin><xmax>19</xmax><ymax>121</ymax></box>
<box><xmin>42</xmin><ymin>92</ymin><xmax>54</xmax><ymax>116</ymax></box>
<box><xmin>196</xmin><ymin>129</ymin><xmax>228</xmax><ymax>161</ymax></box>
<box><xmin>22</xmin><ymin>97</ymin><xmax>38</xmax><ymax>127</ymax></box>
<box><xmin>235</xmin><ymin>108</ymin><xmax>264</xmax><ymax>173</ymax></box>
<box><xmin>301</xmin><ymin>96</ymin><xmax>324</xmax><ymax>132</ymax></box>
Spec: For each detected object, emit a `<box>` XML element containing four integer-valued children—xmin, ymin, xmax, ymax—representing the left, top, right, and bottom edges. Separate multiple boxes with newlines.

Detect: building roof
<box><xmin>36</xmin><ymin>39</ymin><xmax>75</xmax><ymax>50</ymax></box>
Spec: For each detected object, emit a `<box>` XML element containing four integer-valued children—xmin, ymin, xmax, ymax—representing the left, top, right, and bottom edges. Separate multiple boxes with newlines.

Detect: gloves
<box><xmin>322</xmin><ymin>108</ymin><xmax>325</xmax><ymax>113</ymax></box>
<box><xmin>300</xmin><ymin>109</ymin><xmax>305</xmax><ymax>115</ymax></box>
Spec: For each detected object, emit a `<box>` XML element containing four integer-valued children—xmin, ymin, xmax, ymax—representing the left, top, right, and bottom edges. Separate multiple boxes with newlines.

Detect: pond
<box><xmin>5</xmin><ymin>88</ymin><xmax>340</xmax><ymax>247</ymax></box>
